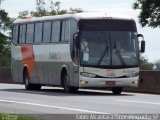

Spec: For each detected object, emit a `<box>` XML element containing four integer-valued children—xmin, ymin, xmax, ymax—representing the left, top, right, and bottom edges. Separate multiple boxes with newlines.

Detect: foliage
<box><xmin>0</xmin><ymin>10</ymin><xmax>11</xmax><ymax>30</ymax></box>
<box><xmin>0</xmin><ymin>113</ymin><xmax>38</xmax><ymax>120</ymax></box>
<box><xmin>140</xmin><ymin>56</ymin><xmax>154</xmax><ymax>70</ymax></box>
<box><xmin>19</xmin><ymin>0</ymin><xmax>83</xmax><ymax>18</ymax></box>
<box><xmin>133</xmin><ymin>0</ymin><xmax>160</xmax><ymax>28</ymax></box>
<box><xmin>0</xmin><ymin>0</ymin><xmax>3</xmax><ymax>4</ymax></box>
<box><xmin>0</xmin><ymin>33</ymin><xmax>10</xmax><ymax>67</ymax></box>
<box><xmin>69</xmin><ymin>7</ymin><xmax>83</xmax><ymax>13</ymax></box>
<box><xmin>153</xmin><ymin>59</ymin><xmax>160</xmax><ymax>70</ymax></box>
<box><xmin>0</xmin><ymin>0</ymin><xmax>12</xmax><ymax>67</ymax></box>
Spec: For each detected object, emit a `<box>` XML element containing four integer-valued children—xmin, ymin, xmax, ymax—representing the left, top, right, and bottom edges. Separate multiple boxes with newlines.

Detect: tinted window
<box><xmin>70</xmin><ymin>18</ymin><xmax>78</xmax><ymax>63</ymax></box>
<box><xmin>26</xmin><ymin>24</ymin><xmax>34</xmax><ymax>43</ymax></box>
<box><xmin>108</xmin><ymin>20</ymin><xmax>137</xmax><ymax>31</ymax></box>
<box><xmin>79</xmin><ymin>19</ymin><xmax>137</xmax><ymax>32</ymax></box>
<box><xmin>43</xmin><ymin>22</ymin><xmax>51</xmax><ymax>43</ymax></box>
<box><xmin>34</xmin><ymin>22</ymin><xmax>43</xmax><ymax>43</ymax></box>
<box><xmin>61</xmin><ymin>21</ymin><xmax>65</xmax><ymax>42</ymax></box>
<box><xmin>61</xmin><ymin>20</ymin><xmax>69</xmax><ymax>42</ymax></box>
<box><xmin>19</xmin><ymin>24</ymin><xmax>26</xmax><ymax>43</ymax></box>
<box><xmin>13</xmin><ymin>25</ymin><xmax>19</xmax><ymax>44</ymax></box>
<box><xmin>51</xmin><ymin>21</ymin><xmax>60</xmax><ymax>42</ymax></box>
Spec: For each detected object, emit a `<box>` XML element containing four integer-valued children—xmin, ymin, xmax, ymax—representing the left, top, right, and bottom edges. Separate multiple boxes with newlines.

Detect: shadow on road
<box><xmin>0</xmin><ymin>86</ymin><xmax>134</xmax><ymax>97</ymax></box>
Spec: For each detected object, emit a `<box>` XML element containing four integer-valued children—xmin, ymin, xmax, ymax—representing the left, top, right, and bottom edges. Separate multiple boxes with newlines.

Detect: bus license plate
<box><xmin>106</xmin><ymin>81</ymin><xmax>115</xmax><ymax>86</ymax></box>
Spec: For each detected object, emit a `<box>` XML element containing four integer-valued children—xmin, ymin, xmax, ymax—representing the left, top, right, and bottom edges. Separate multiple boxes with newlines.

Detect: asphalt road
<box><xmin>0</xmin><ymin>83</ymin><xmax>160</xmax><ymax>115</ymax></box>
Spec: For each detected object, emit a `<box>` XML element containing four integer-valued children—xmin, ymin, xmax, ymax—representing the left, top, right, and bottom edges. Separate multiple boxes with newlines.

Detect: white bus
<box><xmin>11</xmin><ymin>12</ymin><xmax>145</xmax><ymax>94</ymax></box>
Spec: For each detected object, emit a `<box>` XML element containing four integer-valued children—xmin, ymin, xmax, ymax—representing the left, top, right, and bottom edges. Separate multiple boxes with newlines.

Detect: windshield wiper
<box><xmin>113</xmin><ymin>39</ymin><xmax>126</xmax><ymax>66</ymax></box>
<box><xmin>97</xmin><ymin>38</ymin><xmax>109</xmax><ymax>65</ymax></box>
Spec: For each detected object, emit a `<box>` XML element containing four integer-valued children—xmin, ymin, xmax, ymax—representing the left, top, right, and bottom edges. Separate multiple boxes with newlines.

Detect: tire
<box><xmin>24</xmin><ymin>70</ymin><xmax>41</xmax><ymax>90</ymax></box>
<box><xmin>112</xmin><ymin>87</ymin><xmax>123</xmax><ymax>95</ymax></box>
<box><xmin>33</xmin><ymin>84</ymin><xmax>41</xmax><ymax>90</ymax></box>
<box><xmin>63</xmin><ymin>72</ymin><xmax>78</xmax><ymax>93</ymax></box>
<box><xmin>24</xmin><ymin>70</ymin><xmax>32</xmax><ymax>90</ymax></box>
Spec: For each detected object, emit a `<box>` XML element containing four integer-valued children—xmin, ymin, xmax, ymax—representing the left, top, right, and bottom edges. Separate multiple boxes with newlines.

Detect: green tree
<box><xmin>140</xmin><ymin>56</ymin><xmax>154</xmax><ymax>70</ymax></box>
<box><xmin>0</xmin><ymin>0</ymin><xmax>12</xmax><ymax>67</ymax></box>
<box><xmin>18</xmin><ymin>0</ymin><xmax>83</xmax><ymax>18</ymax></box>
<box><xmin>133</xmin><ymin>0</ymin><xmax>160</xmax><ymax>28</ymax></box>
<box><xmin>70</xmin><ymin>8</ymin><xmax>83</xmax><ymax>13</ymax></box>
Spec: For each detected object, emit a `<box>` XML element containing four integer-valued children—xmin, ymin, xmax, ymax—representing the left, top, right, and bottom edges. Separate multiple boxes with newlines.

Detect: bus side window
<box><xmin>19</xmin><ymin>24</ymin><xmax>26</xmax><ymax>44</ymax></box>
<box><xmin>61</xmin><ymin>20</ymin><xmax>69</xmax><ymax>42</ymax></box>
<box><xmin>26</xmin><ymin>23</ymin><xmax>34</xmax><ymax>43</ymax></box>
<box><xmin>51</xmin><ymin>21</ymin><xmax>60</xmax><ymax>42</ymax></box>
<box><xmin>13</xmin><ymin>25</ymin><xmax>19</xmax><ymax>44</ymax></box>
<box><xmin>34</xmin><ymin>22</ymin><xmax>43</xmax><ymax>43</ymax></box>
<box><xmin>43</xmin><ymin>21</ymin><xmax>52</xmax><ymax>43</ymax></box>
<box><xmin>70</xmin><ymin>18</ymin><xmax>78</xmax><ymax>64</ymax></box>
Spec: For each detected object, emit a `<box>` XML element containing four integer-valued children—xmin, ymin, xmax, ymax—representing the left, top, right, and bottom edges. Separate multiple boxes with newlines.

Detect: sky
<box><xmin>1</xmin><ymin>0</ymin><xmax>160</xmax><ymax>62</ymax></box>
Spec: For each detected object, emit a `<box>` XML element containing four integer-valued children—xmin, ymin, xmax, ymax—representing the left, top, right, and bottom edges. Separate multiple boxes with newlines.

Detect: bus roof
<box><xmin>13</xmin><ymin>12</ymin><xmax>134</xmax><ymax>24</ymax></box>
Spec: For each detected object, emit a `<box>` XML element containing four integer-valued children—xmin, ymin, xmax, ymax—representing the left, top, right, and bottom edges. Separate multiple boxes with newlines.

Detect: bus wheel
<box><xmin>34</xmin><ymin>84</ymin><xmax>41</xmax><ymax>90</ymax></box>
<box><xmin>63</xmin><ymin>72</ymin><xmax>71</xmax><ymax>93</ymax></box>
<box><xmin>63</xmin><ymin>72</ymin><xmax>78</xmax><ymax>93</ymax></box>
<box><xmin>24</xmin><ymin>70</ymin><xmax>32</xmax><ymax>90</ymax></box>
<box><xmin>112</xmin><ymin>87</ymin><xmax>123</xmax><ymax>95</ymax></box>
<box><xmin>24</xmin><ymin>70</ymin><xmax>41</xmax><ymax>90</ymax></box>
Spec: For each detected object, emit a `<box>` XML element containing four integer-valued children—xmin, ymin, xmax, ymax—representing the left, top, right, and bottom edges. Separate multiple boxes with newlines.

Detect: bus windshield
<box><xmin>79</xmin><ymin>20</ymin><xmax>139</xmax><ymax>68</ymax></box>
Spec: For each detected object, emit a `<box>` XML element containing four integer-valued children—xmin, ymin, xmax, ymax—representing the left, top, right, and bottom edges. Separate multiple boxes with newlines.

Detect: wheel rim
<box><xmin>25</xmin><ymin>74</ymin><xmax>29</xmax><ymax>88</ymax></box>
<box><xmin>64</xmin><ymin>75</ymin><xmax>69</xmax><ymax>91</ymax></box>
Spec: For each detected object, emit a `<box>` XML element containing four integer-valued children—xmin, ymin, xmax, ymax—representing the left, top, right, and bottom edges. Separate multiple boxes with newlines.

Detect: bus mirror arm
<box><xmin>138</xmin><ymin>34</ymin><xmax>145</xmax><ymax>53</ymax></box>
<box><xmin>73</xmin><ymin>31</ymin><xmax>80</xmax><ymax>49</ymax></box>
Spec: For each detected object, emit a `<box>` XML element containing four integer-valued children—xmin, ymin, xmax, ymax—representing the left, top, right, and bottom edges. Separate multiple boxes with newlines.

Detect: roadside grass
<box><xmin>0</xmin><ymin>113</ymin><xmax>38</xmax><ymax>120</ymax></box>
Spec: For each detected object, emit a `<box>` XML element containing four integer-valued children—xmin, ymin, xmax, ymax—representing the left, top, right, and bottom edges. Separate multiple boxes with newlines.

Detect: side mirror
<box><xmin>73</xmin><ymin>31</ymin><xmax>80</xmax><ymax>48</ymax></box>
<box><xmin>138</xmin><ymin>34</ymin><xmax>145</xmax><ymax>53</ymax></box>
<box><xmin>141</xmin><ymin>40</ymin><xmax>145</xmax><ymax>53</ymax></box>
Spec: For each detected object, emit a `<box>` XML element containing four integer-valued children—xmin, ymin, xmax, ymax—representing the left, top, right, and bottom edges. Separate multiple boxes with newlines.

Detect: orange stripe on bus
<box><xmin>21</xmin><ymin>45</ymin><xmax>36</xmax><ymax>77</ymax></box>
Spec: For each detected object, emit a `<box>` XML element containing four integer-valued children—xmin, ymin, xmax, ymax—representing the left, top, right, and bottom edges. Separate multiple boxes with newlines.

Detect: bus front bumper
<box><xmin>79</xmin><ymin>76</ymin><xmax>139</xmax><ymax>88</ymax></box>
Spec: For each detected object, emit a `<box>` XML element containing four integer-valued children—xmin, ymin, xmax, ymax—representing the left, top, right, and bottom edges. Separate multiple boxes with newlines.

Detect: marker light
<box><xmin>132</xmin><ymin>81</ymin><xmax>138</xmax><ymax>84</ymax></box>
<box><xmin>80</xmin><ymin>80</ymin><xmax>86</xmax><ymax>85</ymax></box>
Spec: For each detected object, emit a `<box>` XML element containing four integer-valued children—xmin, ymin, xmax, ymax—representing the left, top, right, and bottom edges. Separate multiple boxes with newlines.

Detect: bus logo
<box><xmin>106</xmin><ymin>70</ymin><xmax>115</xmax><ymax>77</ymax></box>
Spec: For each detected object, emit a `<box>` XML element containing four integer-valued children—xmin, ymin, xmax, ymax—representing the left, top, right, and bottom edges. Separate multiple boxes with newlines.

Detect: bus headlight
<box><xmin>132</xmin><ymin>81</ymin><xmax>138</xmax><ymax>84</ymax></box>
<box><xmin>81</xmin><ymin>72</ymin><xmax>96</xmax><ymax>78</ymax></box>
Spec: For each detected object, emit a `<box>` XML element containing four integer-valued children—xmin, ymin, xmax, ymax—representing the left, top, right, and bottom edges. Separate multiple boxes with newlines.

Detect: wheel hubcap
<box><xmin>25</xmin><ymin>77</ymin><xmax>29</xmax><ymax>86</ymax></box>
